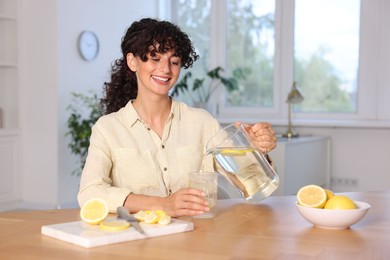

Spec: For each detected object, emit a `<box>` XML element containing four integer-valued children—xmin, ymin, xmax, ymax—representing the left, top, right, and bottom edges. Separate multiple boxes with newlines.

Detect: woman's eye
<box><xmin>170</xmin><ymin>59</ymin><xmax>181</xmax><ymax>65</ymax></box>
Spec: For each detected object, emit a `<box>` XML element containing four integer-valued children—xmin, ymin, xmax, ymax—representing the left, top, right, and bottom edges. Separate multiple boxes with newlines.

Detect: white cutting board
<box><xmin>41</xmin><ymin>217</ymin><xmax>194</xmax><ymax>248</ymax></box>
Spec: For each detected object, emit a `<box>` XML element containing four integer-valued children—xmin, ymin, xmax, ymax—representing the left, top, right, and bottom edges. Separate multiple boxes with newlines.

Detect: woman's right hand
<box><xmin>162</xmin><ymin>188</ymin><xmax>210</xmax><ymax>217</ymax></box>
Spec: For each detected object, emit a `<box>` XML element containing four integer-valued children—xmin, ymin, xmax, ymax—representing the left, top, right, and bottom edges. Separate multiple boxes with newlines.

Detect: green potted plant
<box><xmin>170</xmin><ymin>66</ymin><xmax>249</xmax><ymax>108</ymax></box>
<box><xmin>65</xmin><ymin>91</ymin><xmax>102</xmax><ymax>176</ymax></box>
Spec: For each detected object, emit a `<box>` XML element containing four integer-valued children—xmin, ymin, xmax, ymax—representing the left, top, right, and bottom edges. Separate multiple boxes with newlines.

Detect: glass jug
<box><xmin>206</xmin><ymin>123</ymin><xmax>279</xmax><ymax>202</ymax></box>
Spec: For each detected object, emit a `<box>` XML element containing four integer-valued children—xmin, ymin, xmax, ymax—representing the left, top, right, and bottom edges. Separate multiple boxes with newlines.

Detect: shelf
<box><xmin>0</xmin><ymin>0</ymin><xmax>18</xmax><ymax>18</ymax></box>
<box><xmin>0</xmin><ymin>15</ymin><xmax>17</xmax><ymax>20</ymax></box>
<box><xmin>0</xmin><ymin>0</ymin><xmax>18</xmax><ymax>129</ymax></box>
<box><xmin>0</xmin><ymin>18</ymin><xmax>18</xmax><ymax>64</ymax></box>
<box><xmin>0</xmin><ymin>62</ymin><xmax>18</xmax><ymax>67</ymax></box>
<box><xmin>0</xmin><ymin>67</ymin><xmax>19</xmax><ymax>128</ymax></box>
<box><xmin>0</xmin><ymin>128</ymin><xmax>19</xmax><ymax>137</ymax></box>
<box><xmin>0</xmin><ymin>0</ymin><xmax>20</xmax><ymax>211</ymax></box>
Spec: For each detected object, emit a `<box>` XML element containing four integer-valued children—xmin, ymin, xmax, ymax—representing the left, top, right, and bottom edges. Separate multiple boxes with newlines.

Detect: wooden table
<box><xmin>1</xmin><ymin>191</ymin><xmax>389</xmax><ymax>259</ymax></box>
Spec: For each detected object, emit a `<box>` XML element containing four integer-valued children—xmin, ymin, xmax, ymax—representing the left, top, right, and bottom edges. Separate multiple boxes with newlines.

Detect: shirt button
<box><xmin>147</xmin><ymin>128</ymin><xmax>151</xmax><ymax>131</ymax></box>
<box><xmin>162</xmin><ymin>144</ymin><xmax>165</xmax><ymax>149</ymax></box>
<box><xmin>163</xmin><ymin>167</ymin><xmax>167</xmax><ymax>171</ymax></box>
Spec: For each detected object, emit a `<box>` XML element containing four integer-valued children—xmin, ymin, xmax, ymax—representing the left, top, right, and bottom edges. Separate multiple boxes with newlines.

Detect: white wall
<box><xmin>20</xmin><ymin>0</ymin><xmax>158</xmax><ymax>209</ymax></box>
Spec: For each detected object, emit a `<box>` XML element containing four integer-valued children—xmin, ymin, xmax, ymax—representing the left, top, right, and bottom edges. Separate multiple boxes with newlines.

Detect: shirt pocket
<box><xmin>175</xmin><ymin>144</ymin><xmax>204</xmax><ymax>185</ymax></box>
<box><xmin>113</xmin><ymin>148</ymin><xmax>159</xmax><ymax>189</ymax></box>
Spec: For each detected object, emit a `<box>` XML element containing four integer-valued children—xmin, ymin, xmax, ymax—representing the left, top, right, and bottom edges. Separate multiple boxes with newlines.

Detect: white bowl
<box><xmin>295</xmin><ymin>201</ymin><xmax>371</xmax><ymax>229</ymax></box>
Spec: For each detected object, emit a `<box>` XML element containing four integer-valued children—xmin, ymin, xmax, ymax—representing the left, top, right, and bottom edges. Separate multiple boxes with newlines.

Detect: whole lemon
<box><xmin>324</xmin><ymin>189</ymin><xmax>335</xmax><ymax>200</ymax></box>
<box><xmin>324</xmin><ymin>195</ymin><xmax>357</xmax><ymax>210</ymax></box>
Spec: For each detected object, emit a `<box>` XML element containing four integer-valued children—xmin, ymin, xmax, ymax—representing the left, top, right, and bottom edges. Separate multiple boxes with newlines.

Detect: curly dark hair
<box><xmin>101</xmin><ymin>18</ymin><xmax>199</xmax><ymax>114</ymax></box>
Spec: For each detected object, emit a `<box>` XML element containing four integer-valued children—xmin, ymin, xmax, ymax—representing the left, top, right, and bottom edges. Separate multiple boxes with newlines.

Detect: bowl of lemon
<box><xmin>295</xmin><ymin>185</ymin><xmax>371</xmax><ymax>229</ymax></box>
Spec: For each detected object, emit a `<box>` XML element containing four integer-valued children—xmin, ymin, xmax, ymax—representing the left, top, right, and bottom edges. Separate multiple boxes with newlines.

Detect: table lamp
<box><xmin>283</xmin><ymin>82</ymin><xmax>304</xmax><ymax>138</ymax></box>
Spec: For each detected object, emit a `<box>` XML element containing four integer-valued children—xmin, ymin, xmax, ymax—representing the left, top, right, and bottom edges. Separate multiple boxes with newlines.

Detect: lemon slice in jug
<box><xmin>220</xmin><ymin>148</ymin><xmax>254</xmax><ymax>156</ymax></box>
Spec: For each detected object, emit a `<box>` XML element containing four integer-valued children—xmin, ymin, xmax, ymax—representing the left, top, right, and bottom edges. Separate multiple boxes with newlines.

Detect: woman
<box><xmin>77</xmin><ymin>18</ymin><xmax>276</xmax><ymax>217</ymax></box>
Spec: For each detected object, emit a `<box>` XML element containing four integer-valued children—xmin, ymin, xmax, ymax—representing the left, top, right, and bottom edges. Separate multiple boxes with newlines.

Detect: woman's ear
<box><xmin>126</xmin><ymin>53</ymin><xmax>138</xmax><ymax>72</ymax></box>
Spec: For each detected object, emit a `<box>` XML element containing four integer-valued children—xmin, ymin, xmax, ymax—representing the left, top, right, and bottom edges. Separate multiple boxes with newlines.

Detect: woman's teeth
<box><xmin>152</xmin><ymin>76</ymin><xmax>169</xmax><ymax>82</ymax></box>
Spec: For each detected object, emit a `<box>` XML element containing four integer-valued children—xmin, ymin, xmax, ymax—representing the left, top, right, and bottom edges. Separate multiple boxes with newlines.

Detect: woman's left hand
<box><xmin>243</xmin><ymin>122</ymin><xmax>277</xmax><ymax>153</ymax></box>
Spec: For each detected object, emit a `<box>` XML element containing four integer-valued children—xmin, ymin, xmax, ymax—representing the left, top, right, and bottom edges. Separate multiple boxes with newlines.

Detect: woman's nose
<box><xmin>159</xmin><ymin>59</ymin><xmax>171</xmax><ymax>73</ymax></box>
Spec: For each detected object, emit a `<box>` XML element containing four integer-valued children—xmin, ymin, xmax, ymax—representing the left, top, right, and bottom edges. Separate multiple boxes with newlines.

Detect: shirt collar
<box><xmin>125</xmin><ymin>100</ymin><xmax>139</xmax><ymax>127</ymax></box>
<box><xmin>170</xmin><ymin>98</ymin><xmax>182</xmax><ymax>121</ymax></box>
<box><xmin>123</xmin><ymin>98</ymin><xmax>182</xmax><ymax>128</ymax></box>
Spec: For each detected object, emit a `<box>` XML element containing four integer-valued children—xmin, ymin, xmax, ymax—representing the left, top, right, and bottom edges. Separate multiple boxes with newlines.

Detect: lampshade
<box><xmin>286</xmin><ymin>82</ymin><xmax>304</xmax><ymax>104</ymax></box>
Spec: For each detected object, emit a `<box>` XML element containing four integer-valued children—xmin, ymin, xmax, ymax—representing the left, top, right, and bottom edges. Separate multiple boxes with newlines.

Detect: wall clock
<box><xmin>78</xmin><ymin>30</ymin><xmax>99</xmax><ymax>61</ymax></box>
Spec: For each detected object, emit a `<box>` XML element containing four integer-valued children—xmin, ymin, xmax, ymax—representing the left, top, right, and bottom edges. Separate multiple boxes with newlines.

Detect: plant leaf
<box><xmin>192</xmin><ymin>78</ymin><xmax>205</xmax><ymax>91</ymax></box>
<box><xmin>65</xmin><ymin>91</ymin><xmax>102</xmax><ymax>176</ymax></box>
<box><xmin>171</xmin><ymin>71</ymin><xmax>192</xmax><ymax>96</ymax></box>
<box><xmin>207</xmin><ymin>66</ymin><xmax>223</xmax><ymax>79</ymax></box>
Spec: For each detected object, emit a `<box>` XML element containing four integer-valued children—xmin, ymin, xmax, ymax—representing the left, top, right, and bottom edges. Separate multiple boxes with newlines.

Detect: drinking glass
<box><xmin>188</xmin><ymin>171</ymin><xmax>218</xmax><ymax>218</ymax></box>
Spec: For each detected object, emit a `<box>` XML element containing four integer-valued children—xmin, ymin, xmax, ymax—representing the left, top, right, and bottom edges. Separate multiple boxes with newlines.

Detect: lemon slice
<box><xmin>80</xmin><ymin>198</ymin><xmax>109</xmax><ymax>225</ymax></box>
<box><xmin>144</xmin><ymin>211</ymin><xmax>159</xmax><ymax>224</ymax></box>
<box><xmin>324</xmin><ymin>195</ymin><xmax>357</xmax><ymax>210</ymax></box>
<box><xmin>134</xmin><ymin>210</ymin><xmax>148</xmax><ymax>222</ymax></box>
<box><xmin>99</xmin><ymin>220</ymin><xmax>131</xmax><ymax>231</ymax></box>
<box><xmin>297</xmin><ymin>185</ymin><xmax>327</xmax><ymax>208</ymax></box>
<box><xmin>219</xmin><ymin>148</ymin><xmax>254</xmax><ymax>156</ymax></box>
<box><xmin>134</xmin><ymin>209</ymin><xmax>172</xmax><ymax>225</ymax></box>
<box><xmin>154</xmin><ymin>210</ymin><xmax>167</xmax><ymax>218</ymax></box>
<box><xmin>158</xmin><ymin>215</ymin><xmax>171</xmax><ymax>225</ymax></box>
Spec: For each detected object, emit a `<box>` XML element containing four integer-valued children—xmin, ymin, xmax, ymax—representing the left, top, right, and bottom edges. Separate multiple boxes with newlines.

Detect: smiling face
<box><xmin>127</xmin><ymin>48</ymin><xmax>181</xmax><ymax>98</ymax></box>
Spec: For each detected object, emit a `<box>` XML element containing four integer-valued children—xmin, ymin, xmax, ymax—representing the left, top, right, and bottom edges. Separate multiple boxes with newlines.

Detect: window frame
<box><xmin>165</xmin><ymin>0</ymin><xmax>390</xmax><ymax>128</ymax></box>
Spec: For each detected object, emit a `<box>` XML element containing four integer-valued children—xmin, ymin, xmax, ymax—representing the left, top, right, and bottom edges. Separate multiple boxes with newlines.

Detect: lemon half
<box><xmin>80</xmin><ymin>198</ymin><xmax>109</xmax><ymax>225</ymax></box>
<box><xmin>297</xmin><ymin>185</ymin><xmax>327</xmax><ymax>208</ymax></box>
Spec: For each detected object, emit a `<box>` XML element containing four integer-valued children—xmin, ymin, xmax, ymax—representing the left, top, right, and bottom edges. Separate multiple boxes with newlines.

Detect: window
<box><xmin>226</xmin><ymin>0</ymin><xmax>275</xmax><ymax>108</ymax></box>
<box><xmin>167</xmin><ymin>0</ymin><xmax>390</xmax><ymax>126</ymax></box>
<box><xmin>170</xmin><ymin>0</ymin><xmax>212</xmax><ymax>106</ymax></box>
<box><xmin>294</xmin><ymin>0</ymin><xmax>360</xmax><ymax>113</ymax></box>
